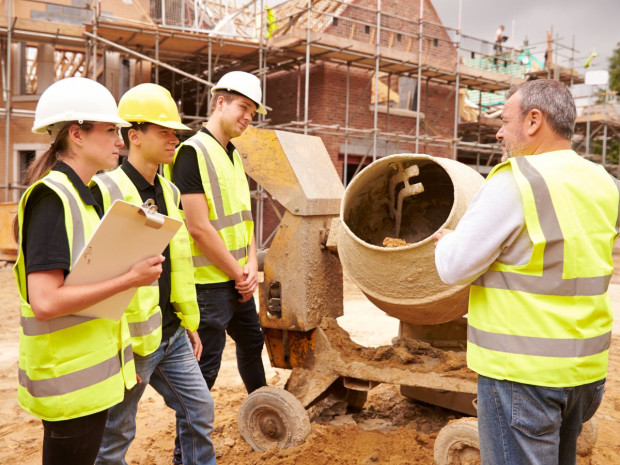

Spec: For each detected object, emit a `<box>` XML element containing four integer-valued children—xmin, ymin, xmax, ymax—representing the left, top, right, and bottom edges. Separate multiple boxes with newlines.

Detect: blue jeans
<box><xmin>96</xmin><ymin>326</ymin><xmax>216</xmax><ymax>465</ymax></box>
<box><xmin>477</xmin><ymin>375</ymin><xmax>605</xmax><ymax>465</ymax></box>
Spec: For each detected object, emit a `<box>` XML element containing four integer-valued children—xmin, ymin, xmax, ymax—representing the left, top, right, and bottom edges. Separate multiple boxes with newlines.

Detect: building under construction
<box><xmin>0</xmin><ymin>0</ymin><xmax>617</xmax><ymax>250</ymax></box>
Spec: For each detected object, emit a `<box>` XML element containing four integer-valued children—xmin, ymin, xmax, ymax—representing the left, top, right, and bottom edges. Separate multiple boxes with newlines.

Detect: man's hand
<box><xmin>432</xmin><ymin>229</ymin><xmax>454</xmax><ymax>246</ymax></box>
<box><xmin>235</xmin><ymin>262</ymin><xmax>257</xmax><ymax>291</ymax></box>
<box><xmin>235</xmin><ymin>253</ymin><xmax>258</xmax><ymax>302</ymax></box>
<box><xmin>187</xmin><ymin>330</ymin><xmax>203</xmax><ymax>361</ymax></box>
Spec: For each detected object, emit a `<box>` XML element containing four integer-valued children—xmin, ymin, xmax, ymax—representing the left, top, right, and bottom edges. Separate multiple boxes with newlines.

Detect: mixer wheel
<box><xmin>238</xmin><ymin>386</ymin><xmax>311</xmax><ymax>452</ymax></box>
<box><xmin>433</xmin><ymin>417</ymin><xmax>480</xmax><ymax>465</ymax></box>
<box><xmin>434</xmin><ymin>413</ymin><xmax>598</xmax><ymax>463</ymax></box>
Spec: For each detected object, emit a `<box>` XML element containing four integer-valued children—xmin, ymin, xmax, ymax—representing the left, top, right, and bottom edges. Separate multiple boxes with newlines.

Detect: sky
<box><xmin>432</xmin><ymin>0</ymin><xmax>618</xmax><ymax>73</ymax></box>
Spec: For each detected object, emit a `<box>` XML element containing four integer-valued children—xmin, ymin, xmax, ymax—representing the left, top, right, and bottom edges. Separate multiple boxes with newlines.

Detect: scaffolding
<box><xmin>0</xmin><ymin>0</ymin><xmax>609</xmax><ymax>247</ymax></box>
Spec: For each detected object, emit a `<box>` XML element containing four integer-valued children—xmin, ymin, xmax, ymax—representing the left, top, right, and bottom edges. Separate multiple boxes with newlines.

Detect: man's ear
<box><xmin>215</xmin><ymin>95</ymin><xmax>225</xmax><ymax>111</ymax></box>
<box><xmin>525</xmin><ymin>109</ymin><xmax>543</xmax><ymax>136</ymax></box>
<box><xmin>128</xmin><ymin>128</ymin><xmax>141</xmax><ymax>147</ymax></box>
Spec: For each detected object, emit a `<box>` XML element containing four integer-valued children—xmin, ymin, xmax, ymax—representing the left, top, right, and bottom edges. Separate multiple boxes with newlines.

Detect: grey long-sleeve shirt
<box><xmin>434</xmin><ymin>168</ymin><xmax>533</xmax><ymax>285</ymax></box>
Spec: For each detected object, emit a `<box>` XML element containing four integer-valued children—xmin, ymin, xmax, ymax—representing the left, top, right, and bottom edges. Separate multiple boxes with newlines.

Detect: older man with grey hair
<box><xmin>434</xmin><ymin>79</ymin><xmax>619</xmax><ymax>465</ymax></box>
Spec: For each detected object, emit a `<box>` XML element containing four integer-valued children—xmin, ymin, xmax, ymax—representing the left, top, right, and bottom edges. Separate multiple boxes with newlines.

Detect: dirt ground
<box><xmin>2</xmin><ymin>262</ymin><xmax>620</xmax><ymax>464</ymax></box>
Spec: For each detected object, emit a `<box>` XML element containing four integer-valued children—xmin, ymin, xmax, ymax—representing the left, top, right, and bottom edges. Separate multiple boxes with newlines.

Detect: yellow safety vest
<box><xmin>468</xmin><ymin>150</ymin><xmax>620</xmax><ymax>387</ymax></box>
<box><xmin>165</xmin><ymin>131</ymin><xmax>254</xmax><ymax>284</ymax></box>
<box><xmin>15</xmin><ymin>170</ymin><xmax>136</xmax><ymax>422</ymax></box>
<box><xmin>92</xmin><ymin>168</ymin><xmax>199</xmax><ymax>356</ymax></box>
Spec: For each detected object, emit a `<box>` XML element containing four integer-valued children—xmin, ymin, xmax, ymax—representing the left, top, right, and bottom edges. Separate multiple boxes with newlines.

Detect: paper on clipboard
<box><xmin>65</xmin><ymin>199</ymin><xmax>182</xmax><ymax>320</ymax></box>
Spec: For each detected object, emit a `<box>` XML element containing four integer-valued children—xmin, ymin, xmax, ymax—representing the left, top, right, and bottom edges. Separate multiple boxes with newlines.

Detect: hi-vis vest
<box><xmin>92</xmin><ymin>168</ymin><xmax>199</xmax><ymax>356</ymax></box>
<box><xmin>15</xmin><ymin>170</ymin><xmax>136</xmax><ymax>421</ymax></box>
<box><xmin>165</xmin><ymin>131</ymin><xmax>254</xmax><ymax>284</ymax></box>
<box><xmin>468</xmin><ymin>150</ymin><xmax>620</xmax><ymax>387</ymax></box>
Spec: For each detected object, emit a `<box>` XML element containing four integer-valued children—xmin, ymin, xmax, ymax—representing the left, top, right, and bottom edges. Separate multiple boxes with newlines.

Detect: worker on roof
<box><xmin>15</xmin><ymin>77</ymin><xmax>163</xmax><ymax>465</ymax></box>
<box><xmin>91</xmin><ymin>83</ymin><xmax>216</xmax><ymax>465</ymax></box>
<box><xmin>164</xmin><ymin>70</ymin><xmax>267</xmax><ymax>464</ymax></box>
<box><xmin>434</xmin><ymin>79</ymin><xmax>618</xmax><ymax>465</ymax></box>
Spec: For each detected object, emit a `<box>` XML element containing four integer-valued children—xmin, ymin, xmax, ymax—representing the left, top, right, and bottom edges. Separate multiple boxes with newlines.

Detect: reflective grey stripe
<box><xmin>21</xmin><ymin>314</ymin><xmax>96</xmax><ymax>336</ymax></box>
<box><xmin>18</xmin><ymin>351</ymin><xmax>122</xmax><ymax>398</ymax></box>
<box><xmin>96</xmin><ymin>172</ymin><xmax>124</xmax><ymax>205</ymax></box>
<box><xmin>128</xmin><ymin>311</ymin><xmax>162</xmax><ymax>338</ymax></box>
<box><xmin>477</xmin><ymin>270</ymin><xmax>611</xmax><ymax>297</ymax></box>
<box><xmin>468</xmin><ymin>325</ymin><xmax>611</xmax><ymax>358</ymax></box>
<box><xmin>193</xmin><ymin>246</ymin><xmax>247</xmax><ymax>268</ymax></box>
<box><xmin>193</xmin><ymin>139</ymin><xmax>253</xmax><ymax>231</ymax></box>
<box><xmin>211</xmin><ymin>209</ymin><xmax>252</xmax><ymax>230</ymax></box>
<box><xmin>161</xmin><ymin>177</ymin><xmax>180</xmax><ymax>206</ymax></box>
<box><xmin>123</xmin><ymin>342</ymin><xmax>134</xmax><ymax>364</ymax></box>
<box><xmin>475</xmin><ymin>157</ymin><xmax>611</xmax><ymax>296</ymax></box>
<box><xmin>44</xmin><ymin>179</ymin><xmax>85</xmax><ymax>267</ymax></box>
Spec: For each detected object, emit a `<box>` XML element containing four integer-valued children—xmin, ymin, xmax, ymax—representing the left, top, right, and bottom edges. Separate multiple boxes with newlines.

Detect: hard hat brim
<box><xmin>210</xmin><ymin>86</ymin><xmax>267</xmax><ymax>115</ymax></box>
<box><xmin>32</xmin><ymin>115</ymin><xmax>131</xmax><ymax>135</ymax></box>
<box><xmin>143</xmin><ymin>120</ymin><xmax>193</xmax><ymax>131</ymax></box>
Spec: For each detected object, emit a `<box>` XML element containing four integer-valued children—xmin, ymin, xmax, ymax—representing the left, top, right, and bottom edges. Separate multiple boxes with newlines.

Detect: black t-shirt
<box><xmin>171</xmin><ymin>127</ymin><xmax>237</xmax><ymax>197</ymax></box>
<box><xmin>90</xmin><ymin>159</ymin><xmax>181</xmax><ymax>340</ymax></box>
<box><xmin>23</xmin><ymin>161</ymin><xmax>103</xmax><ymax>277</ymax></box>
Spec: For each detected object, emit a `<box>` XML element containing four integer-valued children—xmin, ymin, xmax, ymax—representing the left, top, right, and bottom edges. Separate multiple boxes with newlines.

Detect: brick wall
<box><xmin>322</xmin><ymin>0</ymin><xmax>456</xmax><ymax>71</ymax></box>
<box><xmin>266</xmin><ymin>62</ymin><xmax>456</xmax><ymax>177</ymax></box>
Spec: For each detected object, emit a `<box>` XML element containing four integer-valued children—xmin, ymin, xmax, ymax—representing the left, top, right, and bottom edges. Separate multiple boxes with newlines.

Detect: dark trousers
<box><xmin>174</xmin><ymin>282</ymin><xmax>268</xmax><ymax>463</ymax></box>
<box><xmin>42</xmin><ymin>409</ymin><xmax>108</xmax><ymax>465</ymax></box>
<box><xmin>196</xmin><ymin>281</ymin><xmax>266</xmax><ymax>393</ymax></box>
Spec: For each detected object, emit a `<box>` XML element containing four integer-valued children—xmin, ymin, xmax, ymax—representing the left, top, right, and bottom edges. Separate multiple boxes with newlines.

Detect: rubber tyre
<box><xmin>433</xmin><ymin>417</ymin><xmax>481</xmax><ymax>465</ymax></box>
<box><xmin>238</xmin><ymin>386</ymin><xmax>311</xmax><ymax>452</ymax></box>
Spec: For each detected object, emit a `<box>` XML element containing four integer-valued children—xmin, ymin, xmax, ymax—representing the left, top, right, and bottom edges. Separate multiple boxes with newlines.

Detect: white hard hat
<box><xmin>210</xmin><ymin>71</ymin><xmax>267</xmax><ymax>115</ymax></box>
<box><xmin>32</xmin><ymin>77</ymin><xmax>131</xmax><ymax>135</ymax></box>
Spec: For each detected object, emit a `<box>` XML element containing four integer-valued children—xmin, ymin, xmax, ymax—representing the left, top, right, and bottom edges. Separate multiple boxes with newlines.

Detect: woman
<box><xmin>14</xmin><ymin>77</ymin><xmax>165</xmax><ymax>465</ymax></box>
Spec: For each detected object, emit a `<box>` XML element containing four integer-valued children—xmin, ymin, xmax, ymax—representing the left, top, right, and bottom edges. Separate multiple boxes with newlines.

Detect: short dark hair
<box><xmin>210</xmin><ymin>90</ymin><xmax>237</xmax><ymax>113</ymax></box>
<box><xmin>121</xmin><ymin>122</ymin><xmax>152</xmax><ymax>148</ymax></box>
<box><xmin>507</xmin><ymin>79</ymin><xmax>576</xmax><ymax>140</ymax></box>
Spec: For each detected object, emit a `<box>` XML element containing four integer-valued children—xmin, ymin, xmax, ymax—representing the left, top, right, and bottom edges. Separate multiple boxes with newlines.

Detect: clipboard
<box><xmin>65</xmin><ymin>199</ymin><xmax>182</xmax><ymax>320</ymax></box>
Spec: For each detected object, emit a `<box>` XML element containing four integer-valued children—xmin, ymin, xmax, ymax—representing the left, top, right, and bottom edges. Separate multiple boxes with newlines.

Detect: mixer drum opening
<box><xmin>343</xmin><ymin>157</ymin><xmax>454</xmax><ymax>247</ymax></box>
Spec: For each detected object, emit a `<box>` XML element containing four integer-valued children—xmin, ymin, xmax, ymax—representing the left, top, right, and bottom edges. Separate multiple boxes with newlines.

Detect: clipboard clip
<box><xmin>138</xmin><ymin>199</ymin><xmax>165</xmax><ymax>229</ymax></box>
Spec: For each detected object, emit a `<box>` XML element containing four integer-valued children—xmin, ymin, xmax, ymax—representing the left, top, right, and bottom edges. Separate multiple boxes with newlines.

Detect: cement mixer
<box><xmin>231</xmin><ymin>128</ymin><xmax>598</xmax><ymax>464</ymax></box>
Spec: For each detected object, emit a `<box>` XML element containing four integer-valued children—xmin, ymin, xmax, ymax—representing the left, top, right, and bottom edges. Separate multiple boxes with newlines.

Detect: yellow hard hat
<box><xmin>118</xmin><ymin>83</ymin><xmax>191</xmax><ymax>130</ymax></box>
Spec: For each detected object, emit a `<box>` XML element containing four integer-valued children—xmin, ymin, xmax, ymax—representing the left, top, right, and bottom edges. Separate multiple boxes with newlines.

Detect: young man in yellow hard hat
<box><xmin>164</xmin><ymin>72</ymin><xmax>267</xmax><ymax>435</ymax></box>
<box><xmin>91</xmin><ymin>83</ymin><xmax>216</xmax><ymax>465</ymax></box>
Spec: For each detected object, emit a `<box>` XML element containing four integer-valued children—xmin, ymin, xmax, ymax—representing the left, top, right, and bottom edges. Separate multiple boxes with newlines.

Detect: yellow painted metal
<box><xmin>233</xmin><ymin>126</ymin><xmax>343</xmax><ymax>216</ymax></box>
<box><xmin>259</xmin><ymin>211</ymin><xmax>343</xmax><ymax>331</ymax></box>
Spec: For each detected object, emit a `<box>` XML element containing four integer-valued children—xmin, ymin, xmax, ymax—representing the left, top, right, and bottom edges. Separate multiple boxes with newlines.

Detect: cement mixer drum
<box><xmin>338</xmin><ymin>154</ymin><xmax>485</xmax><ymax>325</ymax></box>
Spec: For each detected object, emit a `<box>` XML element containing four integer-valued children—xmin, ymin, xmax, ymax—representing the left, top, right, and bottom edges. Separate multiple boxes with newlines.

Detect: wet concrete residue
<box><xmin>382</xmin><ymin>237</ymin><xmax>410</xmax><ymax>247</ymax></box>
<box><xmin>320</xmin><ymin>318</ymin><xmax>474</xmax><ymax>381</ymax></box>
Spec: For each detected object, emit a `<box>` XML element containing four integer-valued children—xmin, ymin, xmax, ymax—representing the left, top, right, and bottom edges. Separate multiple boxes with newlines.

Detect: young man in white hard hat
<box><xmin>91</xmin><ymin>83</ymin><xmax>216</xmax><ymax>465</ymax></box>
<box><xmin>165</xmin><ymin>72</ymin><xmax>267</xmax><ymax>444</ymax></box>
